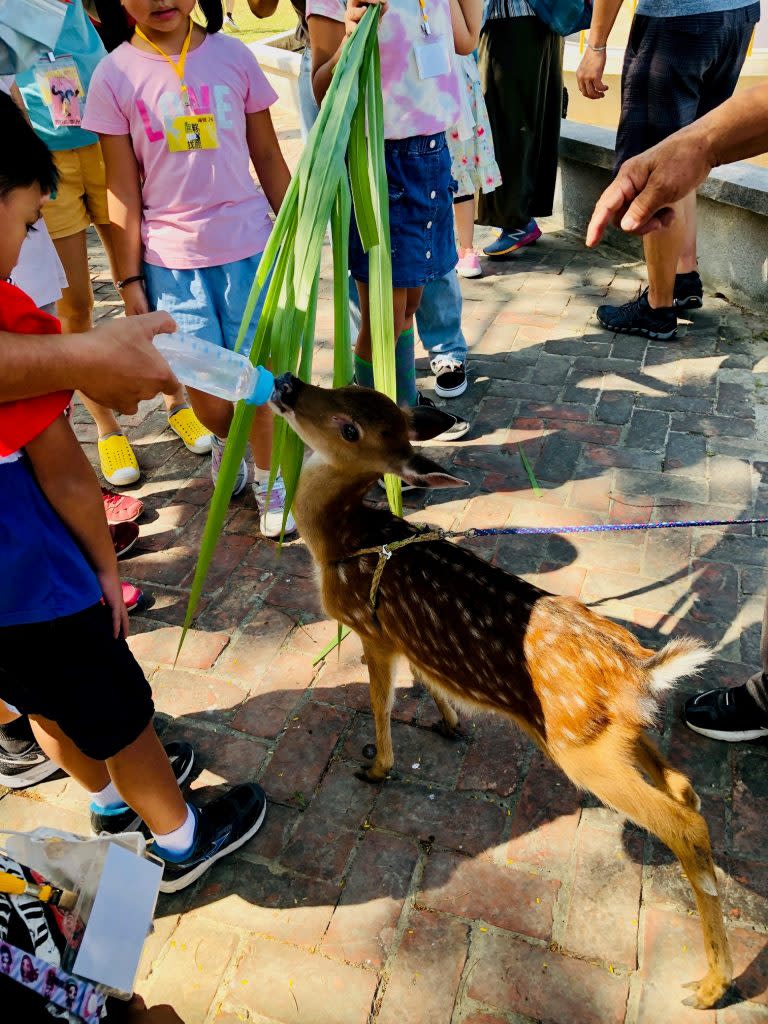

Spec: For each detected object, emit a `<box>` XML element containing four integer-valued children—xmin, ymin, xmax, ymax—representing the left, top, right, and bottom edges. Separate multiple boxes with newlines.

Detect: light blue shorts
<box><xmin>144</xmin><ymin>253</ymin><xmax>267</xmax><ymax>356</ymax></box>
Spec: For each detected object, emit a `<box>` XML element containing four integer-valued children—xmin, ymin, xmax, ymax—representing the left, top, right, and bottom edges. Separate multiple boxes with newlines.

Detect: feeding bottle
<box><xmin>153</xmin><ymin>333</ymin><xmax>274</xmax><ymax>405</ymax></box>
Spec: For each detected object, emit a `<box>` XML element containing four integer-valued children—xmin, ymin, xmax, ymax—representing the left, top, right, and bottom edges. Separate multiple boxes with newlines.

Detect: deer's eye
<box><xmin>341</xmin><ymin>422</ymin><xmax>359</xmax><ymax>443</ymax></box>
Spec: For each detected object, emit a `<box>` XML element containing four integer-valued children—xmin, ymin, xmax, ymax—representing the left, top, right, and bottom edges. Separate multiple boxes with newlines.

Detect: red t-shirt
<box><xmin>0</xmin><ymin>281</ymin><xmax>72</xmax><ymax>457</ymax></box>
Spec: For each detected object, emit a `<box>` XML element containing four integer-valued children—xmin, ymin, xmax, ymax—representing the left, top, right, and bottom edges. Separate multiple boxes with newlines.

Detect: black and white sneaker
<box><xmin>673</xmin><ymin>271</ymin><xmax>704</xmax><ymax>311</ymax></box>
<box><xmin>90</xmin><ymin>741</ymin><xmax>195</xmax><ymax>836</ymax></box>
<box><xmin>0</xmin><ymin>740</ymin><xmax>60</xmax><ymax>789</ymax></box>
<box><xmin>415</xmin><ymin>393</ymin><xmax>470</xmax><ymax>441</ymax></box>
<box><xmin>597</xmin><ymin>289</ymin><xmax>677</xmax><ymax>340</ymax></box>
<box><xmin>684</xmin><ymin>684</ymin><xmax>768</xmax><ymax>743</ymax></box>
<box><xmin>431</xmin><ymin>355</ymin><xmax>468</xmax><ymax>399</ymax></box>
<box><xmin>156</xmin><ymin>783</ymin><xmax>267</xmax><ymax>893</ymax></box>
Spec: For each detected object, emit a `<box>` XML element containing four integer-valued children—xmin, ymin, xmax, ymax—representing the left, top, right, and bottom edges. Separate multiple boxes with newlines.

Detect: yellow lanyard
<box><xmin>134</xmin><ymin>21</ymin><xmax>194</xmax><ymax>105</ymax></box>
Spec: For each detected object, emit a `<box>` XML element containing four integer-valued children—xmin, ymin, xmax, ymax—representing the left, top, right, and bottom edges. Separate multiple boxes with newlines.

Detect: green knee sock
<box><xmin>353</xmin><ymin>353</ymin><xmax>374</xmax><ymax>389</ymax></box>
<box><xmin>395</xmin><ymin>327</ymin><xmax>417</xmax><ymax>406</ymax></box>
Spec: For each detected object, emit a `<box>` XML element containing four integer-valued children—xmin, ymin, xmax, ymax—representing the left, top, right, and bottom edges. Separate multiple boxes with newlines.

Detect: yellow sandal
<box><xmin>168</xmin><ymin>405</ymin><xmax>212</xmax><ymax>455</ymax></box>
<box><xmin>98</xmin><ymin>433</ymin><xmax>140</xmax><ymax>487</ymax></box>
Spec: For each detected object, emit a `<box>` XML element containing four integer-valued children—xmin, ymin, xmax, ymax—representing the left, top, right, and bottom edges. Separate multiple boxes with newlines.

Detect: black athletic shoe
<box><xmin>673</xmin><ymin>271</ymin><xmax>704</xmax><ymax>311</ymax></box>
<box><xmin>684</xmin><ymin>683</ymin><xmax>768</xmax><ymax>743</ymax></box>
<box><xmin>431</xmin><ymin>355</ymin><xmax>467</xmax><ymax>399</ymax></box>
<box><xmin>90</xmin><ymin>741</ymin><xmax>195</xmax><ymax>836</ymax></box>
<box><xmin>0</xmin><ymin>740</ymin><xmax>60</xmax><ymax>789</ymax></box>
<box><xmin>415</xmin><ymin>392</ymin><xmax>470</xmax><ymax>441</ymax></box>
<box><xmin>597</xmin><ymin>289</ymin><xmax>677</xmax><ymax>340</ymax></box>
<box><xmin>156</xmin><ymin>783</ymin><xmax>267</xmax><ymax>893</ymax></box>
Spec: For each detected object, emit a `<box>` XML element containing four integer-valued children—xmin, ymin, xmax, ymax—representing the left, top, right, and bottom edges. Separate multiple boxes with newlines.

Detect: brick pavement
<box><xmin>2</xmin><ymin>106</ymin><xmax>767</xmax><ymax>1023</ymax></box>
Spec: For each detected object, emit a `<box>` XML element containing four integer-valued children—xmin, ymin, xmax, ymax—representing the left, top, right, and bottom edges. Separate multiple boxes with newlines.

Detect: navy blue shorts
<box><xmin>350</xmin><ymin>131</ymin><xmax>458</xmax><ymax>290</ymax></box>
<box><xmin>615</xmin><ymin>4</ymin><xmax>759</xmax><ymax>173</ymax></box>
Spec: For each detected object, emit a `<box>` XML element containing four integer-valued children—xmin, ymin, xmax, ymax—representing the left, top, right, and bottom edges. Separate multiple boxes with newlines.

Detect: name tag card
<box><xmin>413</xmin><ymin>37</ymin><xmax>451</xmax><ymax>80</ymax></box>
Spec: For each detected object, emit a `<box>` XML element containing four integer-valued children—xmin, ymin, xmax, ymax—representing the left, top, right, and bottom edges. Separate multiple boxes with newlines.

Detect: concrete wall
<box><xmin>558</xmin><ymin>121</ymin><xmax>768</xmax><ymax>310</ymax></box>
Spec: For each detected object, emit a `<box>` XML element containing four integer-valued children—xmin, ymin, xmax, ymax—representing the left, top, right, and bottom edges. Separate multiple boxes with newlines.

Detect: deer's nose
<box><xmin>272</xmin><ymin>372</ymin><xmax>299</xmax><ymax>411</ymax></box>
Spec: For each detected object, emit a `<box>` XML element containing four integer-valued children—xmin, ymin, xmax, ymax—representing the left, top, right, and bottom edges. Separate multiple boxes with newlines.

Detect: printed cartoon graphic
<box><xmin>50</xmin><ymin>77</ymin><xmax>82</xmax><ymax>122</ymax></box>
<box><xmin>35</xmin><ymin>61</ymin><xmax>85</xmax><ymax>128</ymax></box>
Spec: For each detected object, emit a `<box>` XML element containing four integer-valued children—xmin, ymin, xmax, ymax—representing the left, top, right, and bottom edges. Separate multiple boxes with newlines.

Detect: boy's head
<box><xmin>0</xmin><ymin>92</ymin><xmax>59</xmax><ymax>280</ymax></box>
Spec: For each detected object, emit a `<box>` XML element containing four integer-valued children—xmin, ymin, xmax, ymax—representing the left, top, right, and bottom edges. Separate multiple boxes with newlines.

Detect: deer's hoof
<box><xmin>681</xmin><ymin>975</ymin><xmax>731</xmax><ymax>1009</ymax></box>
<box><xmin>362</xmin><ymin>743</ymin><xmax>377</xmax><ymax>760</ymax></box>
<box><xmin>431</xmin><ymin>719</ymin><xmax>467</xmax><ymax>742</ymax></box>
<box><xmin>355</xmin><ymin>765</ymin><xmax>398</xmax><ymax>784</ymax></box>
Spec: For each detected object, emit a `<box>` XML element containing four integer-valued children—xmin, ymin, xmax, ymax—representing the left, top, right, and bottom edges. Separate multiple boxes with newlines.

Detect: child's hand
<box><xmin>345</xmin><ymin>0</ymin><xmax>387</xmax><ymax>38</ymax></box>
<box><xmin>98</xmin><ymin>570</ymin><xmax>130</xmax><ymax>639</ymax></box>
<box><xmin>122</xmin><ymin>280</ymin><xmax>150</xmax><ymax>317</ymax></box>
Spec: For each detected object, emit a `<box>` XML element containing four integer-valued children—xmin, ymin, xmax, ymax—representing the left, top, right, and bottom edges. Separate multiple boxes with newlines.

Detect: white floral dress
<box><xmin>447</xmin><ymin>53</ymin><xmax>502</xmax><ymax>198</ymax></box>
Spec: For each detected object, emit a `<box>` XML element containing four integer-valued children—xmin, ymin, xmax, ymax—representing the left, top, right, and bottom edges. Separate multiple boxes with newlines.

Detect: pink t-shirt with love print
<box><xmin>83</xmin><ymin>33</ymin><xmax>277</xmax><ymax>269</ymax></box>
<box><xmin>307</xmin><ymin>0</ymin><xmax>460</xmax><ymax>141</ymax></box>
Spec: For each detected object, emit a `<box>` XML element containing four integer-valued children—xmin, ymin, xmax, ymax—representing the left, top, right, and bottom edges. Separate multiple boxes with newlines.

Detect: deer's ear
<box><xmin>398</xmin><ymin>454</ymin><xmax>469</xmax><ymax>490</ymax></box>
<box><xmin>407</xmin><ymin>404</ymin><xmax>458</xmax><ymax>442</ymax></box>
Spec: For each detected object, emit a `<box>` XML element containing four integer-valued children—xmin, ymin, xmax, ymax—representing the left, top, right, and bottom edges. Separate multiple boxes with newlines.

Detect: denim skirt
<box><xmin>349</xmin><ymin>131</ymin><xmax>458</xmax><ymax>289</ymax></box>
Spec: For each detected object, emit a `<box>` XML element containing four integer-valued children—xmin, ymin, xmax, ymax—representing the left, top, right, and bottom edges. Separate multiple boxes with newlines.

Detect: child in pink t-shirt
<box><xmin>83</xmin><ymin>0</ymin><xmax>295</xmax><ymax>538</ymax></box>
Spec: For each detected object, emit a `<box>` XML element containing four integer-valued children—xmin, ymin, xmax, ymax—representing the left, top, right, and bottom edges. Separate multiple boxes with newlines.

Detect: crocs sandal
<box><xmin>102</xmin><ymin>488</ymin><xmax>144</xmax><ymax>525</ymax></box>
<box><xmin>168</xmin><ymin>405</ymin><xmax>213</xmax><ymax>455</ymax></box>
<box><xmin>98</xmin><ymin>433</ymin><xmax>140</xmax><ymax>487</ymax></box>
<box><xmin>122</xmin><ymin>581</ymin><xmax>142</xmax><ymax>612</ymax></box>
<box><xmin>110</xmin><ymin>521</ymin><xmax>139</xmax><ymax>559</ymax></box>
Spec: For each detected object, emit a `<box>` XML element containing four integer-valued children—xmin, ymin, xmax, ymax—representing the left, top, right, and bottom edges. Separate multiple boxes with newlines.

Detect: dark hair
<box><xmin>0</xmin><ymin>944</ymin><xmax>11</xmax><ymax>963</ymax></box>
<box><xmin>20</xmin><ymin>954</ymin><xmax>39</xmax><ymax>983</ymax></box>
<box><xmin>93</xmin><ymin>1</ymin><xmax>223</xmax><ymax>52</ymax></box>
<box><xmin>0</xmin><ymin>93</ymin><xmax>59</xmax><ymax>200</ymax></box>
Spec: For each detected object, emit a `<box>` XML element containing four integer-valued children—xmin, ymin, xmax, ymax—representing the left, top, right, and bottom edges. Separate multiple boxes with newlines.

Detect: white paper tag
<box><xmin>413</xmin><ymin>37</ymin><xmax>451</xmax><ymax>80</ymax></box>
<box><xmin>72</xmin><ymin>843</ymin><xmax>162</xmax><ymax>993</ymax></box>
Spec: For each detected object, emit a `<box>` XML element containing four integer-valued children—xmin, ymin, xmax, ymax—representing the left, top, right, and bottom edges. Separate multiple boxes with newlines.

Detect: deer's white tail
<box><xmin>644</xmin><ymin>636</ymin><xmax>714</xmax><ymax>697</ymax></box>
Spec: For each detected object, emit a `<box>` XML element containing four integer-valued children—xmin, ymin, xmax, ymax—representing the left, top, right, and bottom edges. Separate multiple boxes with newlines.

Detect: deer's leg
<box><xmin>558</xmin><ymin>739</ymin><xmax>731</xmax><ymax>1009</ymax></box>
<box><xmin>636</xmin><ymin>733</ymin><xmax>701</xmax><ymax>810</ymax></box>
<box><xmin>358</xmin><ymin>640</ymin><xmax>396</xmax><ymax>783</ymax></box>
<box><xmin>410</xmin><ymin>664</ymin><xmax>464</xmax><ymax>740</ymax></box>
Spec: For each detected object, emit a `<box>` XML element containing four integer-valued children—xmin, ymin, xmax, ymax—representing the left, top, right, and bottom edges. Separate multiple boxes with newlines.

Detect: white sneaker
<box><xmin>211</xmin><ymin>436</ymin><xmax>249</xmax><ymax>497</ymax></box>
<box><xmin>253</xmin><ymin>473</ymin><xmax>297</xmax><ymax>538</ymax></box>
<box><xmin>224</xmin><ymin>13</ymin><xmax>238</xmax><ymax>28</ymax></box>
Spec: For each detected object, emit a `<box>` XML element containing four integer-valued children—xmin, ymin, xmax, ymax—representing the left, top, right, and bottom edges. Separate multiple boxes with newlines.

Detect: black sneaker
<box><xmin>684</xmin><ymin>684</ymin><xmax>768</xmax><ymax>743</ymax></box>
<box><xmin>90</xmin><ymin>741</ymin><xmax>195</xmax><ymax>836</ymax></box>
<box><xmin>431</xmin><ymin>355</ymin><xmax>467</xmax><ymax>399</ymax></box>
<box><xmin>597</xmin><ymin>289</ymin><xmax>677</xmax><ymax>340</ymax></box>
<box><xmin>156</xmin><ymin>783</ymin><xmax>267</xmax><ymax>893</ymax></box>
<box><xmin>415</xmin><ymin>393</ymin><xmax>470</xmax><ymax>441</ymax></box>
<box><xmin>673</xmin><ymin>271</ymin><xmax>703</xmax><ymax>310</ymax></box>
<box><xmin>0</xmin><ymin>740</ymin><xmax>60</xmax><ymax>789</ymax></box>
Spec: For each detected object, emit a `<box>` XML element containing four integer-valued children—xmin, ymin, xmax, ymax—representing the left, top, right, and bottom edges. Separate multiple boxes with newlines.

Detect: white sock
<box><xmin>90</xmin><ymin>780</ymin><xmax>125</xmax><ymax>809</ymax></box>
<box><xmin>152</xmin><ymin>804</ymin><xmax>196</xmax><ymax>857</ymax></box>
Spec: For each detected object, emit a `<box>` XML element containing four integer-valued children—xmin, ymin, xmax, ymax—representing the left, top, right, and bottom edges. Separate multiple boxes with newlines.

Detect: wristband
<box><xmin>117</xmin><ymin>274</ymin><xmax>145</xmax><ymax>290</ymax></box>
<box><xmin>586</xmin><ymin>42</ymin><xmax>607</xmax><ymax>52</ymax></box>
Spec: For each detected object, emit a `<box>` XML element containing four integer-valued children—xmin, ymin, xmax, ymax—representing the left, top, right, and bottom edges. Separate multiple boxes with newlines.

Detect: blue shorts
<box><xmin>144</xmin><ymin>253</ymin><xmax>267</xmax><ymax>356</ymax></box>
<box><xmin>349</xmin><ymin>132</ymin><xmax>458</xmax><ymax>290</ymax></box>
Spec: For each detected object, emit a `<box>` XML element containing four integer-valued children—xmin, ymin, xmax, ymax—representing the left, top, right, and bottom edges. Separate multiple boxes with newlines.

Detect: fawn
<box><xmin>271</xmin><ymin>373</ymin><xmax>732</xmax><ymax>1009</ymax></box>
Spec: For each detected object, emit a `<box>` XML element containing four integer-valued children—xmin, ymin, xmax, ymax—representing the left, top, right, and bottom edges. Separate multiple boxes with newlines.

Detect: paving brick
<box><xmin>457</xmin><ymin>715</ymin><xmax>533</xmax><ymax>797</ymax></box>
<box><xmin>466</xmin><ymin>930</ymin><xmax>629</xmax><ymax>1024</ymax></box>
<box><xmin>224</xmin><ymin>937</ymin><xmax>378</xmax><ymax>1024</ymax></box>
<box><xmin>672</xmin><ymin>414</ymin><xmax>755</xmax><ymax>439</ymax></box>
<box><xmin>708</xmin><ymin>455</ymin><xmax>755</xmax><ymax>507</ymax></box>
<box><xmin>732</xmin><ymin>746</ymin><xmax>768</xmax><ymax>860</ymax></box>
<box><xmin>417</xmin><ymin>849</ymin><xmax>559</xmax><ymax>940</ymax></box>
<box><xmin>232</xmin><ymin>650</ymin><xmax>318</xmax><ymax>738</ymax></box>
<box><xmin>340</xmin><ymin>716</ymin><xmax>468</xmax><ymax>786</ymax></box>
<box><xmin>151</xmin><ymin>668</ymin><xmax>245</xmax><ymax>720</ymax></box>
<box><xmin>596</xmin><ymin>390</ymin><xmax>634</xmax><ymax>425</ymax></box>
<box><xmin>626</xmin><ymin>408</ymin><xmax>670</xmax><ymax>451</ymax></box>
<box><xmin>161</xmin><ymin>720</ymin><xmax>269</xmax><ymax>804</ymax></box>
<box><xmin>372</xmin><ymin>782</ymin><xmax>506</xmax><ymax>856</ymax></box>
<box><xmin>534</xmin><ymin>435</ymin><xmax>583</xmax><ymax>484</ymax></box>
<box><xmin>505</xmin><ymin>753</ymin><xmax>582</xmax><ymax>869</ymax></box>
<box><xmin>562</xmin><ymin>823</ymin><xmax>642</xmax><ymax>968</ymax></box>
<box><xmin>664</xmin><ymin>431</ymin><xmax>708</xmax><ymax>475</ymax></box>
<box><xmin>127</xmin><ymin>625</ymin><xmax>229</xmax><ymax>670</ymax></box>
<box><xmin>377</xmin><ymin>908</ymin><xmax>469</xmax><ymax>1024</ymax></box>
<box><xmin>260</xmin><ymin>701</ymin><xmax>351</xmax><ymax>804</ymax></box>
<box><xmin>280</xmin><ymin>763</ymin><xmax>379</xmax><ymax>881</ymax></box>
<box><xmin>140</xmin><ymin>916</ymin><xmax>238</xmax><ymax>1022</ymax></box>
<box><xmin>215</xmin><ymin>606</ymin><xmax>294</xmax><ymax>683</ymax></box>
<box><xmin>189</xmin><ymin>857</ymin><xmax>339</xmax><ymax>948</ymax></box>
<box><xmin>322</xmin><ymin>830</ymin><xmax>419</xmax><ymax>967</ymax></box>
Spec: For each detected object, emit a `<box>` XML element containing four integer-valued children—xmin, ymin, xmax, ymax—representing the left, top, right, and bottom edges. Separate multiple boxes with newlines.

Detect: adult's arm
<box><xmin>246</xmin><ymin>0</ymin><xmax>280</xmax><ymax>16</ymax></box>
<box><xmin>586</xmin><ymin>81</ymin><xmax>768</xmax><ymax>246</ymax></box>
<box><xmin>0</xmin><ymin>312</ymin><xmax>179</xmax><ymax>411</ymax></box>
<box><xmin>575</xmin><ymin>0</ymin><xmax>623</xmax><ymax>100</ymax></box>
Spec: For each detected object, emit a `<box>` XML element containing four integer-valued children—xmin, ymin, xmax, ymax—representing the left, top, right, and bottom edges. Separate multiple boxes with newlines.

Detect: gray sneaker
<box><xmin>211</xmin><ymin>436</ymin><xmax>249</xmax><ymax>497</ymax></box>
<box><xmin>253</xmin><ymin>473</ymin><xmax>297</xmax><ymax>538</ymax></box>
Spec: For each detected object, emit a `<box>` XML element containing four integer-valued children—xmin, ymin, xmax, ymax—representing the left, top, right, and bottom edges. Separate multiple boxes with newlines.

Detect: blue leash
<box><xmin>455</xmin><ymin>516</ymin><xmax>768</xmax><ymax>538</ymax></box>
